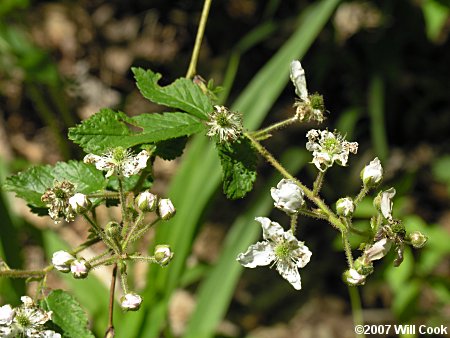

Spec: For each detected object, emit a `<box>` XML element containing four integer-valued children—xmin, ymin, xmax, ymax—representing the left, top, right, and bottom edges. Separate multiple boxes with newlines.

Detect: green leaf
<box><xmin>43</xmin><ymin>290</ymin><xmax>95</xmax><ymax>338</ymax></box>
<box><xmin>3</xmin><ymin>161</ymin><xmax>106</xmax><ymax>208</ymax></box>
<box><xmin>217</xmin><ymin>137</ymin><xmax>257</xmax><ymax>199</ymax></box>
<box><xmin>68</xmin><ymin>109</ymin><xmax>204</xmax><ymax>154</ymax></box>
<box><xmin>132</xmin><ymin>67</ymin><xmax>212</xmax><ymax>120</ymax></box>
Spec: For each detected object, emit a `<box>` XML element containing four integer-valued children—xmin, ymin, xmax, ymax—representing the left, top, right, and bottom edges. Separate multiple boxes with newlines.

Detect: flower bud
<box><xmin>105</xmin><ymin>221</ymin><xmax>121</xmax><ymax>240</ymax></box>
<box><xmin>363</xmin><ymin>238</ymin><xmax>392</xmax><ymax>261</ymax></box>
<box><xmin>154</xmin><ymin>245</ymin><xmax>174</xmax><ymax>266</ymax></box>
<box><xmin>70</xmin><ymin>258</ymin><xmax>90</xmax><ymax>279</ymax></box>
<box><xmin>120</xmin><ymin>292</ymin><xmax>142</xmax><ymax>311</ymax></box>
<box><xmin>0</xmin><ymin>304</ymin><xmax>15</xmax><ymax>326</ymax></box>
<box><xmin>344</xmin><ymin>268</ymin><xmax>366</xmax><ymax>286</ymax></box>
<box><xmin>68</xmin><ymin>193</ymin><xmax>91</xmax><ymax>214</ymax></box>
<box><xmin>408</xmin><ymin>231</ymin><xmax>427</xmax><ymax>249</ymax></box>
<box><xmin>158</xmin><ymin>198</ymin><xmax>176</xmax><ymax>220</ymax></box>
<box><xmin>270</xmin><ymin>179</ymin><xmax>305</xmax><ymax>214</ymax></box>
<box><xmin>361</xmin><ymin>157</ymin><xmax>383</xmax><ymax>188</ymax></box>
<box><xmin>52</xmin><ymin>250</ymin><xmax>75</xmax><ymax>273</ymax></box>
<box><xmin>336</xmin><ymin>197</ymin><xmax>355</xmax><ymax>217</ymax></box>
<box><xmin>136</xmin><ymin>191</ymin><xmax>158</xmax><ymax>212</ymax></box>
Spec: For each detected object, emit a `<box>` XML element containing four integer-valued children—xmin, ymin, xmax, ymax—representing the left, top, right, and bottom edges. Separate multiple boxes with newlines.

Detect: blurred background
<box><xmin>1</xmin><ymin>0</ymin><xmax>449</xmax><ymax>337</ymax></box>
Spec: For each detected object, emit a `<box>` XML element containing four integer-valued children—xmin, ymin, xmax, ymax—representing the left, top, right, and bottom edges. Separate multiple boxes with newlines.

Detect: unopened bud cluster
<box><xmin>52</xmin><ymin>251</ymin><xmax>90</xmax><ymax>279</ymax></box>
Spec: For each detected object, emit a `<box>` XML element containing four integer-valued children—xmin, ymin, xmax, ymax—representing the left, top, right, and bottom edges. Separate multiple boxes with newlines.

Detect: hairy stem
<box><xmin>105</xmin><ymin>263</ymin><xmax>118</xmax><ymax>338</ymax></box>
<box><xmin>354</xmin><ymin>186</ymin><xmax>369</xmax><ymax>204</ymax></box>
<box><xmin>186</xmin><ymin>0</ymin><xmax>212</xmax><ymax>79</ymax></box>
<box><xmin>313</xmin><ymin>170</ymin><xmax>326</xmax><ymax>196</ymax></box>
<box><xmin>251</xmin><ymin>115</ymin><xmax>299</xmax><ymax>140</ymax></box>
<box><xmin>122</xmin><ymin>212</ymin><xmax>145</xmax><ymax>251</ymax></box>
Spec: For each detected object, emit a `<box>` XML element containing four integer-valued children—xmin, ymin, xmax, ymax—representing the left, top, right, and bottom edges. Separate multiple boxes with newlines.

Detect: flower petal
<box><xmin>276</xmin><ymin>261</ymin><xmax>302</xmax><ymax>290</ymax></box>
<box><xmin>255</xmin><ymin>217</ymin><xmax>284</xmax><ymax>240</ymax></box>
<box><xmin>236</xmin><ymin>241</ymin><xmax>275</xmax><ymax>268</ymax></box>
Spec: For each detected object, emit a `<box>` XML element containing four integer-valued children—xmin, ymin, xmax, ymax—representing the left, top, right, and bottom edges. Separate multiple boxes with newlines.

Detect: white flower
<box><xmin>0</xmin><ymin>304</ymin><xmax>15</xmax><ymax>326</ymax></box>
<box><xmin>236</xmin><ymin>217</ymin><xmax>312</xmax><ymax>290</ymax></box>
<box><xmin>3</xmin><ymin>296</ymin><xmax>56</xmax><ymax>337</ymax></box>
<box><xmin>306</xmin><ymin>129</ymin><xmax>358</xmax><ymax>172</ymax></box>
<box><xmin>84</xmin><ymin>147</ymin><xmax>149</xmax><ymax>178</ymax></box>
<box><xmin>345</xmin><ymin>268</ymin><xmax>366</xmax><ymax>285</ymax></box>
<box><xmin>158</xmin><ymin>198</ymin><xmax>176</xmax><ymax>220</ymax></box>
<box><xmin>120</xmin><ymin>293</ymin><xmax>142</xmax><ymax>311</ymax></box>
<box><xmin>206</xmin><ymin>105</ymin><xmax>243</xmax><ymax>143</ymax></box>
<box><xmin>68</xmin><ymin>193</ymin><xmax>91</xmax><ymax>214</ymax></box>
<box><xmin>136</xmin><ymin>191</ymin><xmax>158</xmax><ymax>212</ymax></box>
<box><xmin>270</xmin><ymin>179</ymin><xmax>305</xmax><ymax>214</ymax></box>
<box><xmin>379</xmin><ymin>187</ymin><xmax>396</xmax><ymax>221</ymax></box>
<box><xmin>290</xmin><ymin>60</ymin><xmax>325</xmax><ymax>123</ymax></box>
<box><xmin>154</xmin><ymin>245</ymin><xmax>174</xmax><ymax>266</ymax></box>
<box><xmin>42</xmin><ymin>330</ymin><xmax>62</xmax><ymax>338</ymax></box>
<box><xmin>361</xmin><ymin>157</ymin><xmax>383</xmax><ymax>187</ymax></box>
<box><xmin>363</xmin><ymin>238</ymin><xmax>392</xmax><ymax>261</ymax></box>
<box><xmin>336</xmin><ymin>197</ymin><xmax>355</xmax><ymax>217</ymax></box>
<box><xmin>70</xmin><ymin>258</ymin><xmax>90</xmax><ymax>279</ymax></box>
<box><xmin>52</xmin><ymin>251</ymin><xmax>75</xmax><ymax>273</ymax></box>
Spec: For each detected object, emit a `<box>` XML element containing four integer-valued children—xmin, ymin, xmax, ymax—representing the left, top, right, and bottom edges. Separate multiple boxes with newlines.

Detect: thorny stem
<box><xmin>105</xmin><ymin>263</ymin><xmax>118</xmax><ymax>338</ymax></box>
<box><xmin>118</xmin><ymin>178</ymin><xmax>129</xmax><ymax>237</ymax></box>
<box><xmin>186</xmin><ymin>0</ymin><xmax>212</xmax><ymax>79</ymax></box>
<box><xmin>354</xmin><ymin>186</ymin><xmax>370</xmax><ymax>204</ymax></box>
<box><xmin>342</xmin><ymin>231</ymin><xmax>354</xmax><ymax>267</ymax></box>
<box><xmin>88</xmin><ymin>191</ymin><xmax>120</xmax><ymax>199</ymax></box>
<box><xmin>130</xmin><ymin>218</ymin><xmax>161</xmax><ymax>242</ymax></box>
<box><xmin>250</xmin><ymin>115</ymin><xmax>299</xmax><ymax>140</ymax></box>
<box><xmin>82</xmin><ymin>214</ymin><xmax>117</xmax><ymax>251</ymax></box>
<box><xmin>120</xmin><ymin>269</ymin><xmax>129</xmax><ymax>295</ymax></box>
<box><xmin>313</xmin><ymin>170</ymin><xmax>326</xmax><ymax>196</ymax></box>
<box><xmin>122</xmin><ymin>212</ymin><xmax>146</xmax><ymax>251</ymax></box>
<box><xmin>0</xmin><ymin>237</ymin><xmax>101</xmax><ymax>279</ymax></box>
<box><xmin>290</xmin><ymin>214</ymin><xmax>298</xmax><ymax>233</ymax></box>
<box><xmin>245</xmin><ymin>132</ymin><xmax>346</xmax><ymax>233</ymax></box>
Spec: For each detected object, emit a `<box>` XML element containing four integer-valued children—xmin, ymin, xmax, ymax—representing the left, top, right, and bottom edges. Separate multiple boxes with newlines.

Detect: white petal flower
<box><xmin>270</xmin><ymin>179</ymin><xmax>305</xmax><ymax>214</ymax></box>
<box><xmin>154</xmin><ymin>245</ymin><xmax>174</xmax><ymax>266</ymax></box>
<box><xmin>70</xmin><ymin>258</ymin><xmax>90</xmax><ymax>279</ymax></box>
<box><xmin>336</xmin><ymin>197</ymin><xmax>355</xmax><ymax>217</ymax></box>
<box><xmin>306</xmin><ymin>129</ymin><xmax>358</xmax><ymax>172</ymax></box>
<box><xmin>68</xmin><ymin>193</ymin><xmax>91</xmax><ymax>214</ymax></box>
<box><xmin>345</xmin><ymin>268</ymin><xmax>366</xmax><ymax>285</ymax></box>
<box><xmin>41</xmin><ymin>330</ymin><xmax>62</xmax><ymax>338</ymax></box>
<box><xmin>206</xmin><ymin>105</ymin><xmax>243</xmax><ymax>143</ymax></box>
<box><xmin>0</xmin><ymin>304</ymin><xmax>15</xmax><ymax>326</ymax></box>
<box><xmin>364</xmin><ymin>238</ymin><xmax>392</xmax><ymax>261</ymax></box>
<box><xmin>52</xmin><ymin>251</ymin><xmax>75</xmax><ymax>273</ymax></box>
<box><xmin>41</xmin><ymin>180</ymin><xmax>76</xmax><ymax>223</ymax></box>
<box><xmin>121</xmin><ymin>293</ymin><xmax>142</xmax><ymax>311</ymax></box>
<box><xmin>158</xmin><ymin>198</ymin><xmax>176</xmax><ymax>220</ymax></box>
<box><xmin>290</xmin><ymin>60</ymin><xmax>308</xmax><ymax>101</ymax></box>
<box><xmin>136</xmin><ymin>191</ymin><xmax>158</xmax><ymax>212</ymax></box>
<box><xmin>361</xmin><ymin>157</ymin><xmax>383</xmax><ymax>187</ymax></box>
<box><xmin>237</xmin><ymin>217</ymin><xmax>312</xmax><ymax>290</ymax></box>
<box><xmin>379</xmin><ymin>188</ymin><xmax>396</xmax><ymax>221</ymax></box>
<box><xmin>84</xmin><ymin>147</ymin><xmax>149</xmax><ymax>178</ymax></box>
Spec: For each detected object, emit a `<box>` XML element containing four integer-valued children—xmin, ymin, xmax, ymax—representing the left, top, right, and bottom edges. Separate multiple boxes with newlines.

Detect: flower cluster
<box><xmin>306</xmin><ymin>129</ymin><xmax>358</xmax><ymax>172</ymax></box>
<box><xmin>290</xmin><ymin>60</ymin><xmax>325</xmax><ymax>123</ymax></box>
<box><xmin>84</xmin><ymin>147</ymin><xmax>149</xmax><ymax>178</ymax></box>
<box><xmin>206</xmin><ymin>105</ymin><xmax>243</xmax><ymax>143</ymax></box>
<box><xmin>0</xmin><ymin>296</ymin><xmax>60</xmax><ymax>338</ymax></box>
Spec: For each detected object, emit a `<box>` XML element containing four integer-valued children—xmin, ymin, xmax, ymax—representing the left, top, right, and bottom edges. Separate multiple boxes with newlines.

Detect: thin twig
<box><xmin>104</xmin><ymin>263</ymin><xmax>118</xmax><ymax>338</ymax></box>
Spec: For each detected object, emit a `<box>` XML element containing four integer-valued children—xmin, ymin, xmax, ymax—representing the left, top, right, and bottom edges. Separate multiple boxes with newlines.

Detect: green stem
<box><xmin>290</xmin><ymin>214</ymin><xmax>298</xmax><ymax>233</ymax></box>
<box><xmin>82</xmin><ymin>214</ymin><xmax>118</xmax><ymax>252</ymax></box>
<box><xmin>354</xmin><ymin>186</ymin><xmax>369</xmax><ymax>204</ymax></box>
<box><xmin>88</xmin><ymin>191</ymin><xmax>120</xmax><ymax>199</ymax></box>
<box><xmin>313</xmin><ymin>170</ymin><xmax>326</xmax><ymax>196</ymax></box>
<box><xmin>0</xmin><ymin>269</ymin><xmax>45</xmax><ymax>278</ymax></box>
<box><xmin>245</xmin><ymin>132</ymin><xmax>346</xmax><ymax>232</ymax></box>
<box><xmin>251</xmin><ymin>115</ymin><xmax>299</xmax><ymax>140</ymax></box>
<box><xmin>118</xmin><ymin>178</ymin><xmax>130</xmax><ymax>237</ymax></box>
<box><xmin>348</xmin><ymin>286</ymin><xmax>365</xmax><ymax>338</ymax></box>
<box><xmin>122</xmin><ymin>212</ymin><xmax>145</xmax><ymax>251</ymax></box>
<box><xmin>186</xmin><ymin>0</ymin><xmax>212</xmax><ymax>79</ymax></box>
<box><xmin>129</xmin><ymin>218</ymin><xmax>161</xmax><ymax>242</ymax></box>
<box><xmin>91</xmin><ymin>257</ymin><xmax>118</xmax><ymax>269</ymax></box>
<box><xmin>88</xmin><ymin>250</ymin><xmax>112</xmax><ymax>264</ymax></box>
<box><xmin>342</xmin><ymin>231</ymin><xmax>354</xmax><ymax>267</ymax></box>
<box><xmin>128</xmin><ymin>255</ymin><xmax>156</xmax><ymax>263</ymax></box>
<box><xmin>120</xmin><ymin>270</ymin><xmax>129</xmax><ymax>294</ymax></box>
<box><xmin>105</xmin><ymin>264</ymin><xmax>118</xmax><ymax>338</ymax></box>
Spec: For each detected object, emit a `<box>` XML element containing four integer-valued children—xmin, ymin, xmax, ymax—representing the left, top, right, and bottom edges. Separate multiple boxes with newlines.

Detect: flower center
<box><xmin>215</xmin><ymin>112</ymin><xmax>231</xmax><ymax>128</ymax></box>
<box><xmin>309</xmin><ymin>93</ymin><xmax>324</xmax><ymax>110</ymax></box>
<box><xmin>322</xmin><ymin>137</ymin><xmax>339</xmax><ymax>153</ymax></box>
<box><xmin>274</xmin><ymin>242</ymin><xmax>291</xmax><ymax>261</ymax></box>
<box><xmin>112</xmin><ymin>147</ymin><xmax>127</xmax><ymax>163</ymax></box>
<box><xmin>15</xmin><ymin>312</ymin><xmax>31</xmax><ymax>328</ymax></box>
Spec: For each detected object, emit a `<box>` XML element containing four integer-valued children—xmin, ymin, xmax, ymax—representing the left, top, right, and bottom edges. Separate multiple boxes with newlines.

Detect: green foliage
<box><xmin>217</xmin><ymin>137</ymin><xmax>257</xmax><ymax>199</ymax></box>
<box><xmin>3</xmin><ymin>161</ymin><xmax>106</xmax><ymax>208</ymax></box>
<box><xmin>43</xmin><ymin>290</ymin><xmax>95</xmax><ymax>338</ymax></box>
<box><xmin>132</xmin><ymin>67</ymin><xmax>212</xmax><ymax>120</ymax></box>
<box><xmin>68</xmin><ymin>109</ymin><xmax>204</xmax><ymax>154</ymax></box>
